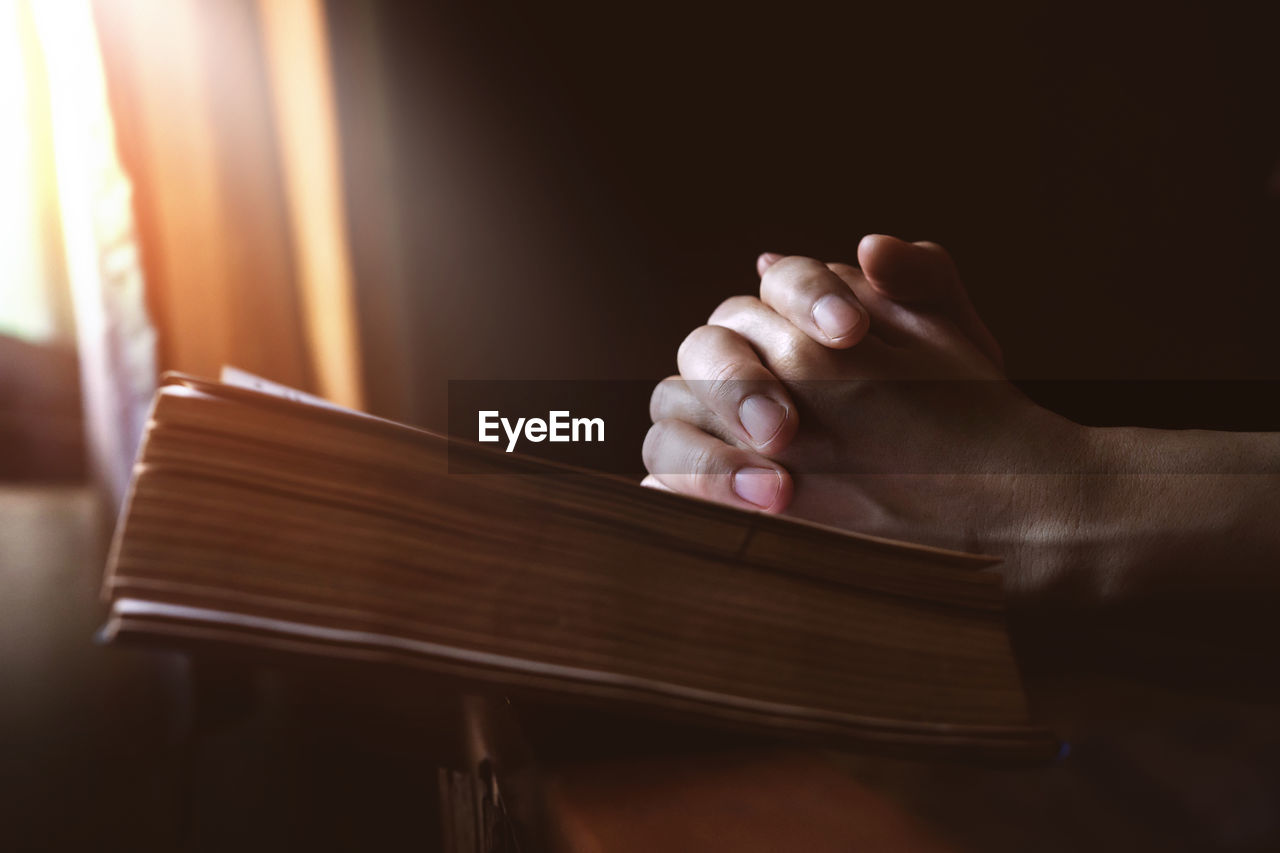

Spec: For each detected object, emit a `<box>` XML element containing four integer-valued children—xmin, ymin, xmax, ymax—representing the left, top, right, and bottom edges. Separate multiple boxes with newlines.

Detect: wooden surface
<box><xmin>547</xmin><ymin>750</ymin><xmax>954</xmax><ymax>853</ymax></box>
<box><xmin>512</xmin><ymin>679</ymin><xmax>1280</xmax><ymax>852</ymax></box>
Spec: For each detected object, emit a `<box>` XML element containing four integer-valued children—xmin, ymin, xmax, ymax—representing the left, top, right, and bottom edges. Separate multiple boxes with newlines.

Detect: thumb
<box><xmin>857</xmin><ymin>234</ymin><xmax>961</xmax><ymax>304</ymax></box>
<box><xmin>857</xmin><ymin>235</ymin><xmax>1005</xmax><ymax>370</ymax></box>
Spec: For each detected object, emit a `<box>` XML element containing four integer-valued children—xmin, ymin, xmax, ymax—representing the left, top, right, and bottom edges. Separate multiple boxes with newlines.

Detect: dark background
<box><xmin>332</xmin><ymin>1</ymin><xmax>1280</xmax><ymax>433</ymax></box>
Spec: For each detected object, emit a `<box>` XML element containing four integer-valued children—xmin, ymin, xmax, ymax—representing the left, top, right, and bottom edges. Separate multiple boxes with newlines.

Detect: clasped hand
<box><xmin>643</xmin><ymin>235</ymin><xmax>1094</xmax><ymax>600</ymax></box>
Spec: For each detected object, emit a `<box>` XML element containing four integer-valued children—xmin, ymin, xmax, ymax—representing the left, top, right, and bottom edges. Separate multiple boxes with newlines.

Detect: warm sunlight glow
<box><xmin>0</xmin><ymin>0</ymin><xmax>139</xmax><ymax>349</ymax></box>
<box><xmin>20</xmin><ymin>0</ymin><xmax>153</xmax><ymax>502</ymax></box>
<box><xmin>30</xmin><ymin>0</ymin><xmax>130</xmax><ymax>341</ymax></box>
<box><xmin>0</xmin><ymin>0</ymin><xmax>59</xmax><ymax>342</ymax></box>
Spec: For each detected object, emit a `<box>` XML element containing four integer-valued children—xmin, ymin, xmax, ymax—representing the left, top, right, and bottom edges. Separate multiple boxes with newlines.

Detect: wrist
<box><xmin>1000</xmin><ymin>416</ymin><xmax>1115</xmax><ymax>610</ymax></box>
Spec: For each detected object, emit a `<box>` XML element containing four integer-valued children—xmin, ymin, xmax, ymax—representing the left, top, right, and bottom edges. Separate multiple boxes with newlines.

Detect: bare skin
<box><xmin>643</xmin><ymin>237</ymin><xmax>1280</xmax><ymax>664</ymax></box>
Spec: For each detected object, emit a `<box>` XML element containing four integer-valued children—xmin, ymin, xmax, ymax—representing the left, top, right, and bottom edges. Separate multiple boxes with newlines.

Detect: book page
<box><xmin>220</xmin><ymin>365</ymin><xmax>360</xmax><ymax>415</ymax></box>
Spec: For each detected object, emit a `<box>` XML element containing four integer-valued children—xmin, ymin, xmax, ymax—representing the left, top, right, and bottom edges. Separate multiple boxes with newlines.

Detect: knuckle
<box><xmin>795</xmin><ymin>265</ymin><xmax>839</xmax><ymax>298</ymax></box>
<box><xmin>686</xmin><ymin>444</ymin><xmax>730</xmax><ymax>484</ymax></box>
<box><xmin>706</xmin><ymin>358</ymin><xmax>756</xmax><ymax>406</ymax></box>
<box><xmin>766</xmin><ymin>332</ymin><xmax>813</xmax><ymax>376</ymax></box>
<box><xmin>708</xmin><ymin>294</ymin><xmax>760</xmax><ymax>325</ymax></box>
<box><xmin>648</xmin><ymin>376</ymin><xmax>686</xmax><ymax>423</ymax></box>
<box><xmin>641</xmin><ymin>420</ymin><xmax>671</xmax><ymax>472</ymax></box>
<box><xmin>648</xmin><ymin>381</ymin><xmax>668</xmax><ymax>423</ymax></box>
<box><xmin>677</xmin><ymin>324</ymin><xmax>729</xmax><ymax>363</ymax></box>
<box><xmin>644</xmin><ymin>419</ymin><xmax>728</xmax><ymax>483</ymax></box>
<box><xmin>763</xmin><ymin>256</ymin><xmax>829</xmax><ymax>303</ymax></box>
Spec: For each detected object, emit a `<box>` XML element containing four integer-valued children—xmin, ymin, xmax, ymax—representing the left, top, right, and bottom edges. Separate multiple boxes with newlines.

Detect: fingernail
<box><xmin>812</xmin><ymin>293</ymin><xmax>863</xmax><ymax>340</ymax></box>
<box><xmin>739</xmin><ymin>395</ymin><xmax>787</xmax><ymax>446</ymax></box>
<box><xmin>733</xmin><ymin>467</ymin><xmax>782</xmax><ymax>509</ymax></box>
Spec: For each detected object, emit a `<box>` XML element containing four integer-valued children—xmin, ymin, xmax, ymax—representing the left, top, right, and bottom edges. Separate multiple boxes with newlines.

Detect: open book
<box><xmin>101</xmin><ymin>371</ymin><xmax>1056</xmax><ymax>761</ymax></box>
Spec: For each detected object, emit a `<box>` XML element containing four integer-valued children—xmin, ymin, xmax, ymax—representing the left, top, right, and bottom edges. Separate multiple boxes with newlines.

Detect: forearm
<box><xmin>1075</xmin><ymin>426</ymin><xmax>1280</xmax><ymax>609</ymax></box>
<box><xmin>1010</xmin><ymin>425</ymin><xmax>1280</xmax><ymax>686</ymax></box>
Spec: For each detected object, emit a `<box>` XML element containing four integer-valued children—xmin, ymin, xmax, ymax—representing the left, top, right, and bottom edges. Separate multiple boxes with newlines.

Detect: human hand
<box><xmin>759</xmin><ymin>235</ymin><xmax>1004</xmax><ymax>370</ymax></box>
<box><xmin>643</xmin><ymin>235</ymin><xmax>1015</xmax><ymax>513</ymax></box>
<box><xmin>643</xmin><ymin>237</ymin><xmax>1091</xmax><ymax>597</ymax></box>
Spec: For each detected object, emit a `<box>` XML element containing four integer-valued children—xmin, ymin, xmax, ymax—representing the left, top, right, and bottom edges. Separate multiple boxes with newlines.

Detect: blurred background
<box><xmin>3</xmin><ymin>0</ymin><xmax>1279</xmax><ymax>850</ymax></box>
